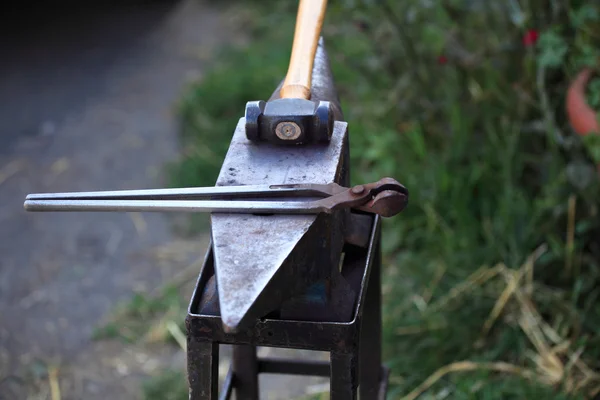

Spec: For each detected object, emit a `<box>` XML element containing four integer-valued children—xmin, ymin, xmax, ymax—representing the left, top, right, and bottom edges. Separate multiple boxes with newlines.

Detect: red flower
<box><xmin>522</xmin><ymin>29</ymin><xmax>539</xmax><ymax>47</ymax></box>
<box><xmin>437</xmin><ymin>55</ymin><xmax>448</xmax><ymax>65</ymax></box>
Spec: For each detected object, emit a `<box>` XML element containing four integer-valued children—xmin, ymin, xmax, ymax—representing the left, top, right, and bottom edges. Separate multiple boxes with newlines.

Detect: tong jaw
<box><xmin>320</xmin><ymin>177</ymin><xmax>408</xmax><ymax>217</ymax></box>
<box><xmin>354</xmin><ymin>177</ymin><xmax>409</xmax><ymax>217</ymax></box>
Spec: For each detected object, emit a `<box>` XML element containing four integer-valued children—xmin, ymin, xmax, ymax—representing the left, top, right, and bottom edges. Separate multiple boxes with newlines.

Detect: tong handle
<box><xmin>280</xmin><ymin>0</ymin><xmax>328</xmax><ymax>100</ymax></box>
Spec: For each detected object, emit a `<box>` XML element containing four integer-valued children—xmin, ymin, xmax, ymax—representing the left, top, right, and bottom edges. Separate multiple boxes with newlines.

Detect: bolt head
<box><xmin>275</xmin><ymin>121</ymin><xmax>302</xmax><ymax>140</ymax></box>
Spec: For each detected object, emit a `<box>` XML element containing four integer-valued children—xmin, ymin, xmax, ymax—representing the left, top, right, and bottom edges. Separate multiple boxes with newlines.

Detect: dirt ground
<box><xmin>0</xmin><ymin>1</ymin><xmax>326</xmax><ymax>399</ymax></box>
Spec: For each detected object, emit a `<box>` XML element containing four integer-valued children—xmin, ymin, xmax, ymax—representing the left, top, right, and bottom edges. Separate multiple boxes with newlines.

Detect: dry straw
<box><xmin>400</xmin><ymin>239</ymin><xmax>600</xmax><ymax>399</ymax></box>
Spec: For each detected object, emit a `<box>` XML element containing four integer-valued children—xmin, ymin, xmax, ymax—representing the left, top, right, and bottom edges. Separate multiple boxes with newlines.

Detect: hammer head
<box><xmin>245</xmin><ymin>98</ymin><xmax>333</xmax><ymax>145</ymax></box>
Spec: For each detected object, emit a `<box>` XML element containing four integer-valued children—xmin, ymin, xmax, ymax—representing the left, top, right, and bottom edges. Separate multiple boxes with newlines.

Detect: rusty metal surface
<box><xmin>330</xmin><ymin>351</ymin><xmax>358</xmax><ymax>399</ymax></box>
<box><xmin>232</xmin><ymin>345</ymin><xmax>259</xmax><ymax>400</ymax></box>
<box><xmin>188</xmin><ymin>216</ymin><xmax>381</xmax><ymax>350</ymax></box>
<box><xmin>186</xmin><ymin>216</ymin><xmax>389</xmax><ymax>399</ymax></box>
<box><xmin>359</xmin><ymin>234</ymin><xmax>383</xmax><ymax>399</ymax></box>
<box><xmin>258</xmin><ymin>358</ymin><xmax>330</xmax><ymax>377</ymax></box>
<box><xmin>317</xmin><ymin>177</ymin><xmax>408</xmax><ymax>216</ymax></box>
<box><xmin>187</xmin><ymin>339</ymin><xmax>219</xmax><ymax>399</ymax></box>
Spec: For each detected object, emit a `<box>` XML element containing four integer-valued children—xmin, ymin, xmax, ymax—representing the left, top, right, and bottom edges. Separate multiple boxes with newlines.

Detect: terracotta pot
<box><xmin>566</xmin><ymin>68</ymin><xmax>600</xmax><ymax>135</ymax></box>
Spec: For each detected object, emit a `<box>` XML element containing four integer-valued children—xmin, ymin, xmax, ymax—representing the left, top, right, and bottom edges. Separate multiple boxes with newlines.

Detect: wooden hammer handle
<box><xmin>280</xmin><ymin>0</ymin><xmax>328</xmax><ymax>100</ymax></box>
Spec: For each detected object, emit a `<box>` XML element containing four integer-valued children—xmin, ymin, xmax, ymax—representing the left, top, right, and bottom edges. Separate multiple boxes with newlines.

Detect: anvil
<box><xmin>208</xmin><ymin>39</ymin><xmax>354</xmax><ymax>332</ymax></box>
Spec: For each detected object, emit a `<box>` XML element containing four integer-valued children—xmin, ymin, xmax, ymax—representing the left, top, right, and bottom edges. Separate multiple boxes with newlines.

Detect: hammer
<box><xmin>245</xmin><ymin>0</ymin><xmax>334</xmax><ymax>145</ymax></box>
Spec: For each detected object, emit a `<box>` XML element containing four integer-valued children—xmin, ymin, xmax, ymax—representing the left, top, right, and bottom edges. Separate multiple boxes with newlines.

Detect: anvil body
<box><xmin>208</xmin><ymin>39</ymin><xmax>351</xmax><ymax>332</ymax></box>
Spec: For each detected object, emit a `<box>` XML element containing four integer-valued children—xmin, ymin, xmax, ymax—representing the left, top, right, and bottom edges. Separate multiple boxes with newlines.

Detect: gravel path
<box><xmin>0</xmin><ymin>2</ymin><xmax>220</xmax><ymax>398</ymax></box>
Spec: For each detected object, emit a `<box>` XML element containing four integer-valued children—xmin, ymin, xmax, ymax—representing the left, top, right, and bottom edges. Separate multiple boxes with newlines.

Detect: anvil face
<box><xmin>211</xmin><ymin>118</ymin><xmax>348</xmax><ymax>332</ymax></box>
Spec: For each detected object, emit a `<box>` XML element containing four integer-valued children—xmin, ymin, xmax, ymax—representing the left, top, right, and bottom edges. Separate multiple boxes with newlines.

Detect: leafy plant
<box><xmin>172</xmin><ymin>0</ymin><xmax>600</xmax><ymax>398</ymax></box>
<box><xmin>588</xmin><ymin>77</ymin><xmax>600</xmax><ymax>109</ymax></box>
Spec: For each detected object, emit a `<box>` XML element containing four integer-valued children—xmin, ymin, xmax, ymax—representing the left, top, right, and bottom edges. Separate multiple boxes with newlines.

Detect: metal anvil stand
<box><xmin>185</xmin><ymin>40</ymin><xmax>390</xmax><ymax>400</ymax></box>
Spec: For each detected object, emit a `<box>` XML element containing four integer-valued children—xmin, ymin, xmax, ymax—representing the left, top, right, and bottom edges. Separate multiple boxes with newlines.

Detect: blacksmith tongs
<box><xmin>24</xmin><ymin>177</ymin><xmax>408</xmax><ymax>218</ymax></box>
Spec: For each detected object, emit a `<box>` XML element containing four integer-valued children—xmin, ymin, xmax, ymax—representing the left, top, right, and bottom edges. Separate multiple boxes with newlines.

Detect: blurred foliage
<box><xmin>171</xmin><ymin>0</ymin><xmax>600</xmax><ymax>398</ymax></box>
<box><xmin>93</xmin><ymin>284</ymin><xmax>186</xmax><ymax>346</ymax></box>
<box><xmin>142</xmin><ymin>369</ymin><xmax>188</xmax><ymax>400</ymax></box>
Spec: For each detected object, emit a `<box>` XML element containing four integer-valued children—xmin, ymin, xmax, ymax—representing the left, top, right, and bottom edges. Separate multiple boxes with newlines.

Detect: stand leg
<box><xmin>330</xmin><ymin>351</ymin><xmax>358</xmax><ymax>400</ymax></box>
<box><xmin>360</xmin><ymin>238</ymin><xmax>383</xmax><ymax>399</ymax></box>
<box><xmin>188</xmin><ymin>339</ymin><xmax>219</xmax><ymax>399</ymax></box>
<box><xmin>233</xmin><ymin>345</ymin><xmax>259</xmax><ymax>400</ymax></box>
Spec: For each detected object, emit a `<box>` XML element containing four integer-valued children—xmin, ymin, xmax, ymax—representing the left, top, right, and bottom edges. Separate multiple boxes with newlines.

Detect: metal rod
<box><xmin>188</xmin><ymin>341</ymin><xmax>219</xmax><ymax>399</ymax></box>
<box><xmin>330</xmin><ymin>351</ymin><xmax>358</xmax><ymax>400</ymax></box>
<box><xmin>23</xmin><ymin>199</ymin><xmax>330</xmax><ymax>214</ymax></box>
<box><xmin>258</xmin><ymin>358</ymin><xmax>330</xmax><ymax>377</ymax></box>
<box><xmin>24</xmin><ymin>184</ymin><xmax>331</xmax><ymax>201</ymax></box>
<box><xmin>233</xmin><ymin>345</ymin><xmax>259</xmax><ymax>400</ymax></box>
<box><xmin>359</xmin><ymin>235</ymin><xmax>383</xmax><ymax>399</ymax></box>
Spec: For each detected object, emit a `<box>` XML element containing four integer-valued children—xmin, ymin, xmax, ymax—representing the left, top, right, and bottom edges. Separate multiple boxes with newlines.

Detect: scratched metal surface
<box><xmin>211</xmin><ymin>118</ymin><xmax>348</xmax><ymax>331</ymax></box>
<box><xmin>210</xmin><ymin>38</ymin><xmax>350</xmax><ymax>332</ymax></box>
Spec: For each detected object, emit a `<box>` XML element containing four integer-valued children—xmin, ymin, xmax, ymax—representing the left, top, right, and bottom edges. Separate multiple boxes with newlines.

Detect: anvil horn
<box><xmin>211</xmin><ymin>39</ymin><xmax>348</xmax><ymax>332</ymax></box>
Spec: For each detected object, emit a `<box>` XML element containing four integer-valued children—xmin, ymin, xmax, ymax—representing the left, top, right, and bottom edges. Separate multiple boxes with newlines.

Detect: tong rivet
<box><xmin>351</xmin><ymin>185</ymin><xmax>365</xmax><ymax>195</ymax></box>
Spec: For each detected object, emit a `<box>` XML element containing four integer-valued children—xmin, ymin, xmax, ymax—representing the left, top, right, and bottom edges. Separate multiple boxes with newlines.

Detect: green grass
<box><xmin>93</xmin><ymin>284</ymin><xmax>186</xmax><ymax>345</ymax></box>
<box><xmin>142</xmin><ymin>369</ymin><xmax>188</xmax><ymax>400</ymax></box>
<box><xmin>171</xmin><ymin>1</ymin><xmax>600</xmax><ymax>398</ymax></box>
